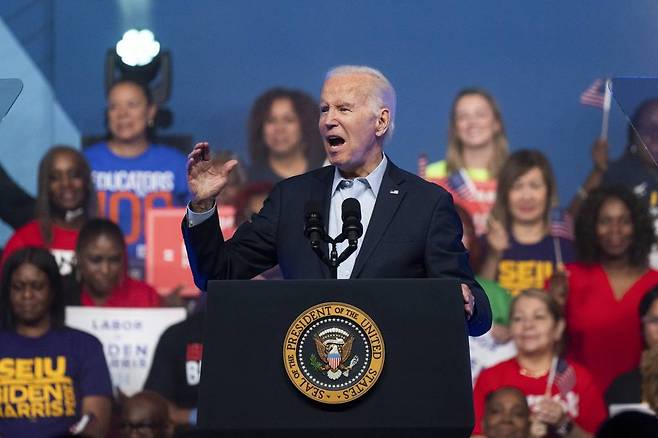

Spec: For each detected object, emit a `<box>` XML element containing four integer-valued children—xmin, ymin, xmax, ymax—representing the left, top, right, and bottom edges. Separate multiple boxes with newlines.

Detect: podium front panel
<box><xmin>198</xmin><ymin>278</ymin><xmax>473</xmax><ymax>437</ymax></box>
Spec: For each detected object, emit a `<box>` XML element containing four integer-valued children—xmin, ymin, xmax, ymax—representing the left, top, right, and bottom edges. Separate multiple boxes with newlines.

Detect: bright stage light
<box><xmin>104</xmin><ymin>29</ymin><xmax>172</xmax><ymax>129</ymax></box>
<box><xmin>115</xmin><ymin>29</ymin><xmax>161</xmax><ymax>67</ymax></box>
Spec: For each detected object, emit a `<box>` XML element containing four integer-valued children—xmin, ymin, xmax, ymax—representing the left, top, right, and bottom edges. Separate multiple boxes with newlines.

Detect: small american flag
<box><xmin>448</xmin><ymin>170</ymin><xmax>476</xmax><ymax>202</ymax></box>
<box><xmin>549</xmin><ymin>208</ymin><xmax>574</xmax><ymax>241</ymax></box>
<box><xmin>554</xmin><ymin>358</ymin><xmax>577</xmax><ymax>397</ymax></box>
<box><xmin>580</xmin><ymin>79</ymin><xmax>606</xmax><ymax>108</ymax></box>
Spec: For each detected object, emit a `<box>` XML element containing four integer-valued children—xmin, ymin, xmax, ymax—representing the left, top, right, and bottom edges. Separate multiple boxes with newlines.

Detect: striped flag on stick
<box><xmin>580</xmin><ymin>78</ymin><xmax>613</xmax><ymax>139</ymax></box>
<box><xmin>448</xmin><ymin>170</ymin><xmax>477</xmax><ymax>202</ymax></box>
<box><xmin>545</xmin><ymin>356</ymin><xmax>577</xmax><ymax>398</ymax></box>
<box><xmin>550</xmin><ymin>208</ymin><xmax>573</xmax><ymax>272</ymax></box>
<box><xmin>549</xmin><ymin>208</ymin><xmax>574</xmax><ymax>241</ymax></box>
<box><xmin>555</xmin><ymin>358</ymin><xmax>577</xmax><ymax>397</ymax></box>
<box><xmin>580</xmin><ymin>79</ymin><xmax>605</xmax><ymax>108</ymax></box>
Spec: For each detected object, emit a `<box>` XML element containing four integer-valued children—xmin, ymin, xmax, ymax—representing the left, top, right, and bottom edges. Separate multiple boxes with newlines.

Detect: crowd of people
<box><xmin>1</xmin><ymin>70</ymin><xmax>658</xmax><ymax>437</ymax></box>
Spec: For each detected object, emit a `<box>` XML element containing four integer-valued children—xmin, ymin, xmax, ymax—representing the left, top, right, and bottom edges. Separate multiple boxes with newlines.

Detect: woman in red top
<box><xmin>553</xmin><ymin>185</ymin><xmax>658</xmax><ymax>393</ymax></box>
<box><xmin>2</xmin><ymin>146</ymin><xmax>96</xmax><ymax>276</ymax></box>
<box><xmin>72</xmin><ymin>218</ymin><xmax>160</xmax><ymax>307</ymax></box>
<box><xmin>473</xmin><ymin>289</ymin><xmax>606</xmax><ymax>437</ymax></box>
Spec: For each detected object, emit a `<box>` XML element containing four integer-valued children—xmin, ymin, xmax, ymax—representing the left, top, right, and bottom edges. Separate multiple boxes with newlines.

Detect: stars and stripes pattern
<box><xmin>555</xmin><ymin>358</ymin><xmax>577</xmax><ymax>397</ymax></box>
<box><xmin>580</xmin><ymin>79</ymin><xmax>606</xmax><ymax>108</ymax></box>
<box><xmin>549</xmin><ymin>208</ymin><xmax>574</xmax><ymax>240</ymax></box>
<box><xmin>448</xmin><ymin>170</ymin><xmax>477</xmax><ymax>202</ymax></box>
<box><xmin>328</xmin><ymin>350</ymin><xmax>341</xmax><ymax>370</ymax></box>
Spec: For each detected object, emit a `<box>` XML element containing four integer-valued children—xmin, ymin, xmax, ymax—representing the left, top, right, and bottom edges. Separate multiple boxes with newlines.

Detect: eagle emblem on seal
<box><xmin>313</xmin><ymin>328</ymin><xmax>360</xmax><ymax>380</ymax></box>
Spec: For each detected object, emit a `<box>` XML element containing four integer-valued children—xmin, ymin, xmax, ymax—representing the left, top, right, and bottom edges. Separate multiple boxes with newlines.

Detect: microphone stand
<box><xmin>309</xmin><ymin>232</ymin><xmax>358</xmax><ymax>279</ymax></box>
<box><xmin>305</xmin><ymin>197</ymin><xmax>362</xmax><ymax>279</ymax></box>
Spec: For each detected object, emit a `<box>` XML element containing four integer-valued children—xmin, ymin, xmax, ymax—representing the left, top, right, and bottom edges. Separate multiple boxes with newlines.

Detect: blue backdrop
<box><xmin>2</xmin><ymin>0</ymin><xmax>658</xmax><ymax>221</ymax></box>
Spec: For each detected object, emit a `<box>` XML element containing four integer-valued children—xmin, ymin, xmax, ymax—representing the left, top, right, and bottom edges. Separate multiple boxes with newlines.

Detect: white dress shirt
<box><xmin>329</xmin><ymin>155</ymin><xmax>387</xmax><ymax>278</ymax></box>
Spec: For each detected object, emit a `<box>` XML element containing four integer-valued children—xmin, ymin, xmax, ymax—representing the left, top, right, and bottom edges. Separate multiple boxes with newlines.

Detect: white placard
<box><xmin>65</xmin><ymin>306</ymin><xmax>187</xmax><ymax>396</ymax></box>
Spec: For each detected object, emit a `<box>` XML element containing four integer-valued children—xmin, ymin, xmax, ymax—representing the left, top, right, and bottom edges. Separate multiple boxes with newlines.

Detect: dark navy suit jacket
<box><xmin>182</xmin><ymin>159</ymin><xmax>492</xmax><ymax>336</ymax></box>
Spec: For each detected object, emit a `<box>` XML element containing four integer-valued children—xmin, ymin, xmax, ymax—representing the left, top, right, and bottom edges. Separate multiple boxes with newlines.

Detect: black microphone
<box><xmin>341</xmin><ymin>198</ymin><xmax>363</xmax><ymax>243</ymax></box>
<box><xmin>304</xmin><ymin>201</ymin><xmax>324</xmax><ymax>246</ymax></box>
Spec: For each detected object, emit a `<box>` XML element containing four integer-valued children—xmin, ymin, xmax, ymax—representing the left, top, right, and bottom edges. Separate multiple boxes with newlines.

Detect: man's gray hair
<box><xmin>325</xmin><ymin>65</ymin><xmax>397</xmax><ymax>144</ymax></box>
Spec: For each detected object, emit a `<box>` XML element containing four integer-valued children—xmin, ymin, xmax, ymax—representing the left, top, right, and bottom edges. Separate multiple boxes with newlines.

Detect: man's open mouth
<box><xmin>326</xmin><ymin>135</ymin><xmax>345</xmax><ymax>147</ymax></box>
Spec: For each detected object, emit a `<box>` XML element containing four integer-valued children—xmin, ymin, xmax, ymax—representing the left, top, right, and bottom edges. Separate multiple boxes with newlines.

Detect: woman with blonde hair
<box><xmin>425</xmin><ymin>88</ymin><xmax>509</xmax><ymax>235</ymax></box>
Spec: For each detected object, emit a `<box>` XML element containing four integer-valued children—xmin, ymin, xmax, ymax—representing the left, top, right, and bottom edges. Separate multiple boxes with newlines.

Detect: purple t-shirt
<box><xmin>492</xmin><ymin>234</ymin><xmax>575</xmax><ymax>296</ymax></box>
<box><xmin>0</xmin><ymin>327</ymin><xmax>112</xmax><ymax>438</ymax></box>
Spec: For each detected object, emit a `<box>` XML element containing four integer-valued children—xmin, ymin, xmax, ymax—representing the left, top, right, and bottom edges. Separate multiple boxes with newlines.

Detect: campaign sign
<box><xmin>145</xmin><ymin>206</ymin><xmax>236</xmax><ymax>296</ymax></box>
<box><xmin>65</xmin><ymin>307</ymin><xmax>187</xmax><ymax>396</ymax></box>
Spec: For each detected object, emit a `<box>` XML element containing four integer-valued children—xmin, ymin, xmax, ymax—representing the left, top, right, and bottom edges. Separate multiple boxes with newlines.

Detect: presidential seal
<box><xmin>283</xmin><ymin>302</ymin><xmax>385</xmax><ymax>404</ymax></box>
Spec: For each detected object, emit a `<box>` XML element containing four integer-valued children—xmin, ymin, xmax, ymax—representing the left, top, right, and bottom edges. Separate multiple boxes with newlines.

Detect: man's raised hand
<box><xmin>187</xmin><ymin>142</ymin><xmax>238</xmax><ymax>212</ymax></box>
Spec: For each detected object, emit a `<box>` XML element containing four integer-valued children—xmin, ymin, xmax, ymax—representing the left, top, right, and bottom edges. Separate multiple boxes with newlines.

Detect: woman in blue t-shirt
<box><xmin>84</xmin><ymin>79</ymin><xmax>189</xmax><ymax>280</ymax></box>
<box><xmin>0</xmin><ymin>247</ymin><xmax>112</xmax><ymax>437</ymax></box>
<box><xmin>479</xmin><ymin>149</ymin><xmax>575</xmax><ymax>297</ymax></box>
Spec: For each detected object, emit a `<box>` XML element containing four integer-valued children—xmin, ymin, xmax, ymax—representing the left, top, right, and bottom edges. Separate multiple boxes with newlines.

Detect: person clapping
<box><xmin>472</xmin><ymin>289</ymin><xmax>606</xmax><ymax>437</ymax></box>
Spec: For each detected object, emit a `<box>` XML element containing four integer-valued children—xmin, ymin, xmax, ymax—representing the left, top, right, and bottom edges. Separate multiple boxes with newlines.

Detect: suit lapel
<box><xmin>350</xmin><ymin>160</ymin><xmax>406</xmax><ymax>278</ymax></box>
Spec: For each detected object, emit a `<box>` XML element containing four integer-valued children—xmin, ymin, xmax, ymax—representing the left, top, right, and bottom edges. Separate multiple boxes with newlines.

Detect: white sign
<box><xmin>65</xmin><ymin>306</ymin><xmax>187</xmax><ymax>396</ymax></box>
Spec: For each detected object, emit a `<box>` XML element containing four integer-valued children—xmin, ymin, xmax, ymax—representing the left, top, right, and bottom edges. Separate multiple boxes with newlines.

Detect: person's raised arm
<box><xmin>478</xmin><ymin>217</ymin><xmax>509</xmax><ymax>280</ymax></box>
<box><xmin>567</xmin><ymin>138</ymin><xmax>608</xmax><ymax>218</ymax></box>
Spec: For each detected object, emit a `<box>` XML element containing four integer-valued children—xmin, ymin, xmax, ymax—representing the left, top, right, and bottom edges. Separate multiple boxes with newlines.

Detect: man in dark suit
<box><xmin>183</xmin><ymin>66</ymin><xmax>491</xmax><ymax>336</ymax></box>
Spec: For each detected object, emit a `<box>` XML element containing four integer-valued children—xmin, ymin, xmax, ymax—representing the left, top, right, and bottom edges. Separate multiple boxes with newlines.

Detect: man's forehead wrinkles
<box><xmin>327</xmin><ymin>100</ymin><xmax>354</xmax><ymax>107</ymax></box>
<box><xmin>321</xmin><ymin>88</ymin><xmax>367</xmax><ymax>106</ymax></box>
<box><xmin>324</xmin><ymin>76</ymin><xmax>368</xmax><ymax>93</ymax></box>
